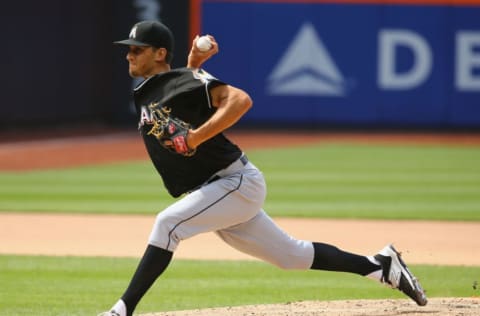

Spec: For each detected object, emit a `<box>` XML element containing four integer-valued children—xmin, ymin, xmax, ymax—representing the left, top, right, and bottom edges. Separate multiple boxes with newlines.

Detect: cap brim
<box><xmin>113</xmin><ymin>39</ymin><xmax>151</xmax><ymax>46</ymax></box>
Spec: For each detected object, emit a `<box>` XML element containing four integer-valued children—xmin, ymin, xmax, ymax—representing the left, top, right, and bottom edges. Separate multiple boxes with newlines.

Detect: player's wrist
<box><xmin>187</xmin><ymin>54</ymin><xmax>202</xmax><ymax>68</ymax></box>
<box><xmin>186</xmin><ymin>129</ymin><xmax>200</xmax><ymax>149</ymax></box>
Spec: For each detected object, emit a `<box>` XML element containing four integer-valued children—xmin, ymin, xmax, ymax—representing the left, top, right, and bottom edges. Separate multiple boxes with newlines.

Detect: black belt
<box><xmin>206</xmin><ymin>155</ymin><xmax>248</xmax><ymax>185</ymax></box>
<box><xmin>239</xmin><ymin>155</ymin><xmax>249</xmax><ymax>166</ymax></box>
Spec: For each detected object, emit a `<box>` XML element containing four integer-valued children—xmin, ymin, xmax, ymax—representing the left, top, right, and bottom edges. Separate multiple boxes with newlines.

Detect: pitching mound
<box><xmin>141</xmin><ymin>298</ymin><xmax>479</xmax><ymax>316</ymax></box>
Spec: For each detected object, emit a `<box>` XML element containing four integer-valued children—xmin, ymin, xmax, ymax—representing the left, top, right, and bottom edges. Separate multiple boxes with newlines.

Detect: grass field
<box><xmin>1</xmin><ymin>142</ymin><xmax>479</xmax><ymax>315</ymax></box>
<box><xmin>1</xmin><ymin>143</ymin><xmax>479</xmax><ymax>220</ymax></box>
<box><xmin>1</xmin><ymin>255</ymin><xmax>479</xmax><ymax>316</ymax></box>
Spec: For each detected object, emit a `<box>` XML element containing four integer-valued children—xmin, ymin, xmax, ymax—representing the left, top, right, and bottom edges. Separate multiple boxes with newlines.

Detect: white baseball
<box><xmin>196</xmin><ymin>35</ymin><xmax>212</xmax><ymax>52</ymax></box>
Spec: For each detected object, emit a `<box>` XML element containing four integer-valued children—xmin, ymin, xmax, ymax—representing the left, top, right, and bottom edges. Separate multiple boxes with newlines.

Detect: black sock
<box><xmin>310</xmin><ymin>242</ymin><xmax>380</xmax><ymax>276</ymax></box>
<box><xmin>121</xmin><ymin>244</ymin><xmax>173</xmax><ymax>316</ymax></box>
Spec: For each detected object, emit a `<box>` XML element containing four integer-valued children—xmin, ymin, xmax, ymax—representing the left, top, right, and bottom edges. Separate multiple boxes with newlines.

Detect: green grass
<box><xmin>0</xmin><ymin>255</ymin><xmax>479</xmax><ymax>316</ymax></box>
<box><xmin>1</xmin><ymin>143</ymin><xmax>479</xmax><ymax>220</ymax></box>
<box><xmin>1</xmin><ymin>143</ymin><xmax>478</xmax><ymax>316</ymax></box>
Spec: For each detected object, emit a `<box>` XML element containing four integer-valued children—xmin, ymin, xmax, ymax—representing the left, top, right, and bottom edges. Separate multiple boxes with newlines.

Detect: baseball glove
<box><xmin>147</xmin><ymin>102</ymin><xmax>196</xmax><ymax>157</ymax></box>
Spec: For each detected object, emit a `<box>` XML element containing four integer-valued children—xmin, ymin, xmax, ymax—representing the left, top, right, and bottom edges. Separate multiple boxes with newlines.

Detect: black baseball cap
<box><xmin>114</xmin><ymin>20</ymin><xmax>174</xmax><ymax>53</ymax></box>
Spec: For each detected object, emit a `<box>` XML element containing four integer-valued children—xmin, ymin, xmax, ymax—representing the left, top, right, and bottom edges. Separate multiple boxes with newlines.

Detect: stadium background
<box><xmin>1</xmin><ymin>0</ymin><xmax>479</xmax><ymax>131</ymax></box>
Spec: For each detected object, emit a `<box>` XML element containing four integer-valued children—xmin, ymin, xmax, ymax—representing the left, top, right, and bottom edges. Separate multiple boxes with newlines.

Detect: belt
<box><xmin>240</xmin><ymin>155</ymin><xmax>249</xmax><ymax>165</ymax></box>
<box><xmin>206</xmin><ymin>154</ymin><xmax>249</xmax><ymax>185</ymax></box>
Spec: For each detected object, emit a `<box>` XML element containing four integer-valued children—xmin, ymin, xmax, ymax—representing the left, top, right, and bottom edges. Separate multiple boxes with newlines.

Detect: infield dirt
<box><xmin>142</xmin><ymin>298</ymin><xmax>480</xmax><ymax>316</ymax></box>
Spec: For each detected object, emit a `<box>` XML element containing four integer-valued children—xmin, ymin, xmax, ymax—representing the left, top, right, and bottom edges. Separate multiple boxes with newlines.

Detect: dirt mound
<box><xmin>141</xmin><ymin>298</ymin><xmax>479</xmax><ymax>316</ymax></box>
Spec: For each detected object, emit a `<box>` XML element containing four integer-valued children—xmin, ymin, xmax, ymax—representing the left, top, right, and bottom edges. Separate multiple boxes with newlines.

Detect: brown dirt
<box><xmin>1</xmin><ymin>129</ymin><xmax>479</xmax><ymax>316</ymax></box>
<box><xmin>1</xmin><ymin>129</ymin><xmax>480</xmax><ymax>171</ymax></box>
<box><xmin>1</xmin><ymin>213</ymin><xmax>479</xmax><ymax>266</ymax></box>
<box><xmin>142</xmin><ymin>298</ymin><xmax>480</xmax><ymax>316</ymax></box>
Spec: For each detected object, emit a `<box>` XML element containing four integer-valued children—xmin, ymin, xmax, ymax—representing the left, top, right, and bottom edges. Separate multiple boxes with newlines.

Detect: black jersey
<box><xmin>134</xmin><ymin>68</ymin><xmax>243</xmax><ymax>197</ymax></box>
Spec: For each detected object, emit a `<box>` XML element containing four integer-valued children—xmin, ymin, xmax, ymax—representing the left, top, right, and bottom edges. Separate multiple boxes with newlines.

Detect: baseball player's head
<box><xmin>114</xmin><ymin>21</ymin><xmax>174</xmax><ymax>78</ymax></box>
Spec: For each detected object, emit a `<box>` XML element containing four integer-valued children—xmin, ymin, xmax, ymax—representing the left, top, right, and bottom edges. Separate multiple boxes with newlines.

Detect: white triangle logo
<box><xmin>267</xmin><ymin>22</ymin><xmax>347</xmax><ymax>96</ymax></box>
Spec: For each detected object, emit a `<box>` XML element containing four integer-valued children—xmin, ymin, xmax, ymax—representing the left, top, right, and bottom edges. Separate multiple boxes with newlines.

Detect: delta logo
<box><xmin>267</xmin><ymin>22</ymin><xmax>349</xmax><ymax>97</ymax></box>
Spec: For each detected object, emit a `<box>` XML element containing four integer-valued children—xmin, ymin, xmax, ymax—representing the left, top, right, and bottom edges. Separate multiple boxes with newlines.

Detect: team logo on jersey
<box><xmin>138</xmin><ymin>104</ymin><xmax>154</xmax><ymax>129</ymax></box>
<box><xmin>192</xmin><ymin>68</ymin><xmax>216</xmax><ymax>84</ymax></box>
<box><xmin>267</xmin><ymin>22</ymin><xmax>348</xmax><ymax>96</ymax></box>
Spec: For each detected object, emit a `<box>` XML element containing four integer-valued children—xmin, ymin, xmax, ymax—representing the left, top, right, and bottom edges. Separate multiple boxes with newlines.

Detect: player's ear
<box><xmin>154</xmin><ymin>47</ymin><xmax>168</xmax><ymax>63</ymax></box>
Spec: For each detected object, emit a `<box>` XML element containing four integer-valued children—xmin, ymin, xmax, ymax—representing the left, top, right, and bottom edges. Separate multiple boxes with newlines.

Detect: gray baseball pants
<box><xmin>148</xmin><ymin>156</ymin><xmax>315</xmax><ymax>270</ymax></box>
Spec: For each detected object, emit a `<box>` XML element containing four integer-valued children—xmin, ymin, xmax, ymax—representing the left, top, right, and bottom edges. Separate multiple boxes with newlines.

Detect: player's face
<box><xmin>126</xmin><ymin>46</ymin><xmax>158</xmax><ymax>78</ymax></box>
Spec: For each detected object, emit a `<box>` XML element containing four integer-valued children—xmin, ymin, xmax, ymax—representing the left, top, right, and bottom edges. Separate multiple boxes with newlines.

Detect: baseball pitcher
<box><xmin>98</xmin><ymin>21</ymin><xmax>427</xmax><ymax>316</ymax></box>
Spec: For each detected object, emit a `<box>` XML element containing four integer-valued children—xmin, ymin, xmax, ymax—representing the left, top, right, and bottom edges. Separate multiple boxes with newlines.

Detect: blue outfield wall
<box><xmin>201</xmin><ymin>1</ymin><xmax>480</xmax><ymax>128</ymax></box>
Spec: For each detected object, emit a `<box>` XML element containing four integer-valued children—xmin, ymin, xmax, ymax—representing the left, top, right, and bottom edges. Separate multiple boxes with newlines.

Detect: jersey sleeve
<box><xmin>192</xmin><ymin>68</ymin><xmax>226</xmax><ymax>88</ymax></box>
<box><xmin>190</xmin><ymin>68</ymin><xmax>226</xmax><ymax>108</ymax></box>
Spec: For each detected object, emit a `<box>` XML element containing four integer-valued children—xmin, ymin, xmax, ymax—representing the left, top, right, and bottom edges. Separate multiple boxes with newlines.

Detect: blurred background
<box><xmin>1</xmin><ymin>0</ymin><xmax>479</xmax><ymax>133</ymax></box>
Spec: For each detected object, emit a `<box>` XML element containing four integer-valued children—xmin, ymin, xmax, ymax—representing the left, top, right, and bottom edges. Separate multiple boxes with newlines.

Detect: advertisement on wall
<box><xmin>201</xmin><ymin>1</ymin><xmax>480</xmax><ymax>128</ymax></box>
